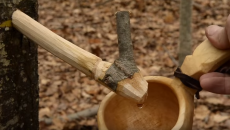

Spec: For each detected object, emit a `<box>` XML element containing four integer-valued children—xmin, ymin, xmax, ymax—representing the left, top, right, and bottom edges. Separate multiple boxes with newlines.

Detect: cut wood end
<box><xmin>116</xmin><ymin>72</ymin><xmax>148</xmax><ymax>103</ymax></box>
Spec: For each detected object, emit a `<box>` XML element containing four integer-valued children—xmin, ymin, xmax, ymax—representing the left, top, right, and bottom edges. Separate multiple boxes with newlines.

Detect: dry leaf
<box><xmin>85</xmin><ymin>86</ymin><xmax>100</xmax><ymax>95</ymax></box>
<box><xmin>41</xmin><ymin>79</ymin><xmax>50</xmax><ymax>85</ymax></box>
<box><xmin>107</xmin><ymin>34</ymin><xmax>117</xmax><ymax>41</ymax></box>
<box><xmin>82</xmin><ymin>91</ymin><xmax>92</xmax><ymax>98</ymax></box>
<box><xmin>90</xmin><ymin>45</ymin><xmax>102</xmax><ymax>57</ymax></box>
<box><xmin>205</xmin><ymin>97</ymin><xmax>224</xmax><ymax>104</ymax></box>
<box><xmin>213</xmin><ymin>113</ymin><xmax>229</xmax><ymax>123</ymax></box>
<box><xmin>64</xmin><ymin>93</ymin><xmax>75</xmax><ymax>102</ymax></box>
<box><xmin>88</xmin><ymin>38</ymin><xmax>101</xmax><ymax>44</ymax></box>
<box><xmin>71</xmin><ymin>88</ymin><xmax>81</xmax><ymax>98</ymax></box>
<box><xmin>147</xmin><ymin>66</ymin><xmax>161</xmax><ymax>75</ymax></box>
<box><xmin>51</xmin><ymin>118</ymin><xmax>65</xmax><ymax>130</ymax></box>
<box><xmin>39</xmin><ymin>107</ymin><xmax>51</xmax><ymax>118</ymax></box>
<box><xmin>86</xmin><ymin>118</ymin><xmax>96</xmax><ymax>126</ymax></box>
<box><xmin>45</xmin><ymin>86</ymin><xmax>58</xmax><ymax>96</ymax></box>
<box><xmin>164</xmin><ymin>12</ymin><xmax>175</xmax><ymax>24</ymax></box>
<box><xmin>194</xmin><ymin>105</ymin><xmax>210</xmax><ymax>120</ymax></box>
<box><xmin>83</xmin><ymin>26</ymin><xmax>96</xmax><ymax>33</ymax></box>
<box><xmin>224</xmin><ymin>120</ymin><xmax>230</xmax><ymax>128</ymax></box>
<box><xmin>164</xmin><ymin>57</ymin><xmax>174</xmax><ymax>67</ymax></box>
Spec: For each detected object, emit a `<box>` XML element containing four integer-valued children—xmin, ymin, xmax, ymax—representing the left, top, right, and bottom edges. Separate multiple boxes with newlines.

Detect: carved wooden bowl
<box><xmin>97</xmin><ymin>76</ymin><xmax>194</xmax><ymax>130</ymax></box>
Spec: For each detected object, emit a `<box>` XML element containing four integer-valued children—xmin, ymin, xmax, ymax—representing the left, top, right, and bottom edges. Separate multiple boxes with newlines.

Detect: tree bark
<box><xmin>178</xmin><ymin>0</ymin><xmax>193</xmax><ymax>66</ymax></box>
<box><xmin>0</xmin><ymin>0</ymin><xmax>38</xmax><ymax>130</ymax></box>
<box><xmin>102</xmin><ymin>11</ymin><xmax>139</xmax><ymax>91</ymax></box>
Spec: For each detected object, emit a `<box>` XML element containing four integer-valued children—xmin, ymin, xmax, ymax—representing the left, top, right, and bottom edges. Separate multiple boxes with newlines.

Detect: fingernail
<box><xmin>206</xmin><ymin>25</ymin><xmax>219</xmax><ymax>36</ymax></box>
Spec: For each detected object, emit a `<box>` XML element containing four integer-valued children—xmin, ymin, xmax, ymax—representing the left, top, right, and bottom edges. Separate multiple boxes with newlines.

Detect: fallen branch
<box><xmin>39</xmin><ymin>105</ymin><xmax>99</xmax><ymax>124</ymax></box>
<box><xmin>96</xmin><ymin>0</ymin><xmax>113</xmax><ymax>7</ymax></box>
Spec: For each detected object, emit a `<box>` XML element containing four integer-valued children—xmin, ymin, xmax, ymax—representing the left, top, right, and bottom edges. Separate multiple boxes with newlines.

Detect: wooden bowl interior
<box><xmin>102</xmin><ymin>81</ymin><xmax>179</xmax><ymax>130</ymax></box>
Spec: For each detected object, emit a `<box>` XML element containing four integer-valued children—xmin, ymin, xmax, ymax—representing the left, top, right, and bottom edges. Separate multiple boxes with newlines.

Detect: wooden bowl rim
<box><xmin>97</xmin><ymin>76</ymin><xmax>194</xmax><ymax>130</ymax></box>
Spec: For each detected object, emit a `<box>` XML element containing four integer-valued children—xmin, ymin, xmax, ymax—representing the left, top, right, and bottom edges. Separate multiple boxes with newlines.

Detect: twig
<box><xmin>102</xmin><ymin>11</ymin><xmax>148</xmax><ymax>103</ymax></box>
<box><xmin>102</xmin><ymin>11</ymin><xmax>139</xmax><ymax>90</ymax></box>
<box><xmin>163</xmin><ymin>46</ymin><xmax>179</xmax><ymax>67</ymax></box>
<box><xmin>39</xmin><ymin>105</ymin><xmax>99</xmax><ymax>124</ymax></box>
<box><xmin>96</xmin><ymin>0</ymin><xmax>113</xmax><ymax>7</ymax></box>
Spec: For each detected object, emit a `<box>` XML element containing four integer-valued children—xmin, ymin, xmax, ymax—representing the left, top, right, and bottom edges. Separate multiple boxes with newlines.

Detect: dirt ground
<box><xmin>37</xmin><ymin>0</ymin><xmax>230</xmax><ymax>130</ymax></box>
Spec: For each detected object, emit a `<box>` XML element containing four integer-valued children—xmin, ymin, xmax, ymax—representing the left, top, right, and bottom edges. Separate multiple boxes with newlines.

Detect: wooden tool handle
<box><xmin>12</xmin><ymin>10</ymin><xmax>106</xmax><ymax>78</ymax></box>
<box><xmin>181</xmin><ymin>39</ymin><xmax>230</xmax><ymax>80</ymax></box>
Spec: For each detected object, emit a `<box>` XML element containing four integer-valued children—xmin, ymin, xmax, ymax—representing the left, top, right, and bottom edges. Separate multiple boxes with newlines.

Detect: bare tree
<box><xmin>0</xmin><ymin>0</ymin><xmax>38</xmax><ymax>129</ymax></box>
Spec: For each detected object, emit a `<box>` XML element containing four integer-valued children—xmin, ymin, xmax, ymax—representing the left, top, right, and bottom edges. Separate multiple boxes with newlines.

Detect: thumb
<box><xmin>200</xmin><ymin>72</ymin><xmax>230</xmax><ymax>94</ymax></box>
<box><xmin>205</xmin><ymin>25</ymin><xmax>230</xmax><ymax>49</ymax></box>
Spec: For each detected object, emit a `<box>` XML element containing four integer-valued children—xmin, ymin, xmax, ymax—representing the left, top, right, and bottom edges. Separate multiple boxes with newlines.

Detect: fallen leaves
<box><xmin>213</xmin><ymin>113</ymin><xmax>229</xmax><ymax>123</ymax></box>
<box><xmin>193</xmin><ymin>91</ymin><xmax>230</xmax><ymax>129</ymax></box>
<box><xmin>194</xmin><ymin>105</ymin><xmax>210</xmax><ymax>120</ymax></box>
<box><xmin>205</xmin><ymin>97</ymin><xmax>225</xmax><ymax>105</ymax></box>
<box><xmin>39</xmin><ymin>107</ymin><xmax>51</xmax><ymax>119</ymax></box>
<box><xmin>164</xmin><ymin>12</ymin><xmax>176</xmax><ymax>24</ymax></box>
<box><xmin>106</xmin><ymin>33</ymin><xmax>117</xmax><ymax>41</ymax></box>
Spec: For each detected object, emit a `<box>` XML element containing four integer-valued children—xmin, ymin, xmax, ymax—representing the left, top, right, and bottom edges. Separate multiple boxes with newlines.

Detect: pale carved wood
<box><xmin>181</xmin><ymin>39</ymin><xmax>230</xmax><ymax>80</ymax></box>
<box><xmin>12</xmin><ymin>10</ymin><xmax>147</xmax><ymax>103</ymax></box>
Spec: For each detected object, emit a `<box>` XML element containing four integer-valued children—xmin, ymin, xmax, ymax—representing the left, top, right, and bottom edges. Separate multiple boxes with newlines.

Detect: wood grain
<box><xmin>12</xmin><ymin>10</ymin><xmax>147</xmax><ymax>103</ymax></box>
<box><xmin>181</xmin><ymin>39</ymin><xmax>230</xmax><ymax>80</ymax></box>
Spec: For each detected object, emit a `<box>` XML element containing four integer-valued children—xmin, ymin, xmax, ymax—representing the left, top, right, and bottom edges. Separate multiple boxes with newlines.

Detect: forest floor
<box><xmin>38</xmin><ymin>0</ymin><xmax>230</xmax><ymax>130</ymax></box>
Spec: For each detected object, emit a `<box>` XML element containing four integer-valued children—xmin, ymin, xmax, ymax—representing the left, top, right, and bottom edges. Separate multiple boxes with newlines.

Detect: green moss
<box><xmin>0</xmin><ymin>116</ymin><xmax>19</xmax><ymax>129</ymax></box>
<box><xmin>0</xmin><ymin>20</ymin><xmax>12</xmax><ymax>28</ymax></box>
<box><xmin>5</xmin><ymin>76</ymin><xmax>9</xmax><ymax>81</ymax></box>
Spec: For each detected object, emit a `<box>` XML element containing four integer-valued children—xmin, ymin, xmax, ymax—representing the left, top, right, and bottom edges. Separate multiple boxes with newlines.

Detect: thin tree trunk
<box><xmin>0</xmin><ymin>0</ymin><xmax>38</xmax><ymax>130</ymax></box>
<box><xmin>178</xmin><ymin>0</ymin><xmax>193</xmax><ymax>66</ymax></box>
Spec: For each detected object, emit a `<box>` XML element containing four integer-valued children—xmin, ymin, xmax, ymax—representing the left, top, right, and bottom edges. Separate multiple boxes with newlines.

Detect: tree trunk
<box><xmin>178</xmin><ymin>0</ymin><xmax>193</xmax><ymax>66</ymax></box>
<box><xmin>0</xmin><ymin>1</ymin><xmax>38</xmax><ymax>130</ymax></box>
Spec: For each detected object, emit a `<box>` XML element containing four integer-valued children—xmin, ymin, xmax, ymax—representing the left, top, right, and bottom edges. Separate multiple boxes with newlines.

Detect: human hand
<box><xmin>200</xmin><ymin>15</ymin><xmax>230</xmax><ymax>94</ymax></box>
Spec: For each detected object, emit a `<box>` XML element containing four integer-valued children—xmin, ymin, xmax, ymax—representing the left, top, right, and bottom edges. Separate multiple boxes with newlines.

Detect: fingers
<box><xmin>205</xmin><ymin>25</ymin><xmax>230</xmax><ymax>49</ymax></box>
<box><xmin>200</xmin><ymin>72</ymin><xmax>230</xmax><ymax>94</ymax></box>
<box><xmin>201</xmin><ymin>15</ymin><xmax>230</xmax><ymax>94</ymax></box>
<box><xmin>205</xmin><ymin>14</ymin><xmax>230</xmax><ymax>49</ymax></box>
<box><xmin>226</xmin><ymin>14</ymin><xmax>230</xmax><ymax>45</ymax></box>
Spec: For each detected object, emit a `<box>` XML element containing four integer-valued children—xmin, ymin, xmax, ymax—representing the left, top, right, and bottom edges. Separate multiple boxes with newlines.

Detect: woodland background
<box><xmin>37</xmin><ymin>0</ymin><xmax>230</xmax><ymax>130</ymax></box>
